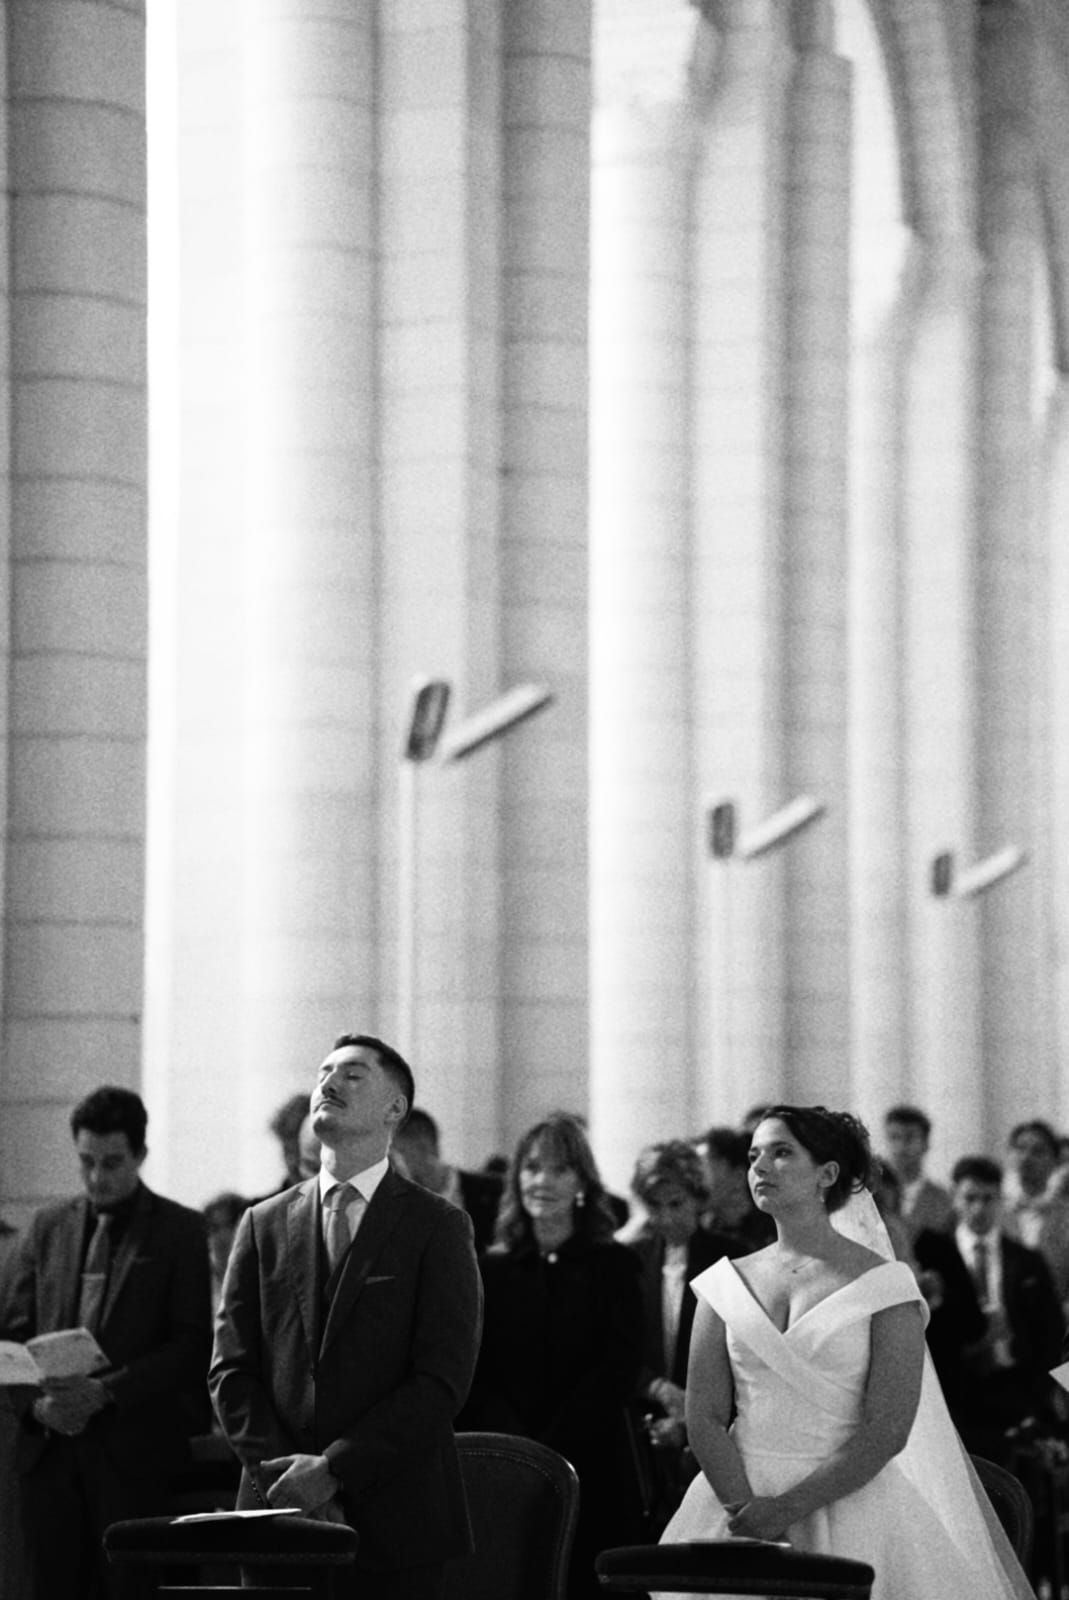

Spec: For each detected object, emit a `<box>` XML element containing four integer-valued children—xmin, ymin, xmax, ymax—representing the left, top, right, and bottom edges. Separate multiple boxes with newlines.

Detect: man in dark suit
<box><xmin>883</xmin><ymin>1103</ymin><xmax>956</xmax><ymax>1240</ymax></box>
<box><xmin>911</xmin><ymin>1223</ymin><xmax>987</xmax><ymax>1415</ymax></box>
<box><xmin>945</xmin><ymin>1154</ymin><xmax>1064</xmax><ymax>1464</ymax></box>
<box><xmin>0</xmin><ymin>1085</ymin><xmax>212</xmax><ymax>1599</ymax></box>
<box><xmin>391</xmin><ymin>1107</ymin><xmax>502</xmax><ymax>1253</ymax></box>
<box><xmin>210</xmin><ymin>1032</ymin><xmax>483</xmax><ymax>1600</ymax></box>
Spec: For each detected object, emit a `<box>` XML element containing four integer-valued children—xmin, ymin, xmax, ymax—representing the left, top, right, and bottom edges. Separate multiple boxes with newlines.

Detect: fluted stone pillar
<box><xmin>976</xmin><ymin>0</ymin><xmax>1050</xmax><ymax>1123</ymax></box>
<box><xmin>1044</xmin><ymin>381</ymin><xmax>1069</xmax><ymax>1125</ymax></box>
<box><xmin>143</xmin><ymin>0</ymin><xmax>245</xmax><ymax>1200</ymax></box>
<box><xmin>374</xmin><ymin>0</ymin><xmax>505</xmax><ymax>1167</ymax></box>
<box><xmin>848</xmin><ymin>245</ymin><xmax>918</xmax><ymax>1125</ymax></box>
<box><xmin>238</xmin><ymin>1</ymin><xmax>378</xmax><ymax>1188</ymax></box>
<box><xmin>498</xmin><ymin>0</ymin><xmax>592</xmax><ymax>1139</ymax></box>
<box><xmin>590</xmin><ymin>3</ymin><xmax>701</xmax><ymax>1188</ymax></box>
<box><xmin>781</xmin><ymin>0</ymin><xmax>851</xmax><ymax>1101</ymax></box>
<box><xmin>2</xmin><ymin>0</ymin><xmax>148</xmax><ymax>1217</ymax></box>
<box><xmin>869</xmin><ymin>0</ymin><xmax>981</xmax><ymax>1174</ymax></box>
<box><xmin>902</xmin><ymin>239</ymin><xmax>983</xmax><ymax>1159</ymax></box>
<box><xmin>691</xmin><ymin>0</ymin><xmax>792</xmax><ymax>1122</ymax></box>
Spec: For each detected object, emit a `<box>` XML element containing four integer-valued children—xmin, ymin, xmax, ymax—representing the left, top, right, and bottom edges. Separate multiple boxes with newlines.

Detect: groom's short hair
<box><xmin>332</xmin><ymin>1032</ymin><xmax>414</xmax><ymax>1125</ymax></box>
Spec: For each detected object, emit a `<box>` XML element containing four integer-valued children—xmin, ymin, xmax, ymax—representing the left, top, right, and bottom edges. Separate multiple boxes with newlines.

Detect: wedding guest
<box><xmin>882</xmin><ymin>1105</ymin><xmax>955</xmax><ymax>1240</ymax></box>
<box><xmin>391</xmin><ymin>1107</ymin><xmax>502</xmax><ymax>1254</ymax></box>
<box><xmin>0</xmin><ymin>1086</ymin><xmax>211</xmax><ymax>1600</ymax></box>
<box><xmin>627</xmin><ymin>1141</ymin><xmax>740</xmax><ymax>1530</ymax></box>
<box><xmin>0</xmin><ymin>1210</ymin><xmax>28</xmax><ymax>1600</ymax></box>
<box><xmin>1001</xmin><ymin>1118</ymin><xmax>1069</xmax><ymax>1310</ymax></box>
<box><xmin>202</xmin><ymin>1191</ymin><xmax>248</xmax><ymax>1314</ymax></box>
<box><xmin>947</xmin><ymin>1153</ymin><xmax>1063</xmax><ymax>1464</ymax></box>
<box><xmin>461</xmin><ymin>1112</ymin><xmax>643</xmax><ymax>1600</ymax></box>
<box><xmin>267</xmin><ymin>1091</ymin><xmax>311</xmax><ymax>1191</ymax></box>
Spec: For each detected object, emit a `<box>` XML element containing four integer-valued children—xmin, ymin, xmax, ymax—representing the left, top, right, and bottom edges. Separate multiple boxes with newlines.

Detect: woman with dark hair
<box><xmin>460</xmin><ymin>1112</ymin><xmax>644</xmax><ymax>1600</ymax></box>
<box><xmin>659</xmin><ymin>1105</ymin><xmax>1034</xmax><ymax>1600</ymax></box>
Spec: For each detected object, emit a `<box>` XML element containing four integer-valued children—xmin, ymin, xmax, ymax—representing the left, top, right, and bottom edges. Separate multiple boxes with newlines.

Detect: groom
<box><xmin>210</xmin><ymin>1032</ymin><xmax>483</xmax><ymax>1600</ymax></box>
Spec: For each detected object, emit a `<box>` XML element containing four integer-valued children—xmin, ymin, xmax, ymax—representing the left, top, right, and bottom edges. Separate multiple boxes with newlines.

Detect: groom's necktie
<box><xmin>77</xmin><ymin>1211</ymin><xmax>113</xmax><ymax>1332</ymax></box>
<box><xmin>323</xmin><ymin>1184</ymin><xmax>361</xmax><ymax>1275</ymax></box>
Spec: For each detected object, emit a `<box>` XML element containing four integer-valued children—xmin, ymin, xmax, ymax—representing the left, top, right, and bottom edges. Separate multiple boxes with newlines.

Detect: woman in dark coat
<box><xmin>460</xmin><ymin>1113</ymin><xmax>644</xmax><ymax>1600</ymax></box>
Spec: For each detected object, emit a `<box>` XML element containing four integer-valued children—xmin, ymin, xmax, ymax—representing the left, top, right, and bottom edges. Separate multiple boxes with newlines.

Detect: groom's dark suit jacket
<box><xmin>209</xmin><ymin>1164</ymin><xmax>482</xmax><ymax>1572</ymax></box>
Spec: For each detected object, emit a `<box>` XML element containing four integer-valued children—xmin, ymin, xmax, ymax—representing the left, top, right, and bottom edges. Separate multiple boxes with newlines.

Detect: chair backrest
<box><xmin>444</xmin><ymin>1432</ymin><xmax>580</xmax><ymax>1600</ymax></box>
<box><xmin>103</xmin><ymin>1512</ymin><xmax>357</xmax><ymax>1599</ymax></box>
<box><xmin>969</xmin><ymin>1453</ymin><xmax>1034</xmax><ymax>1565</ymax></box>
<box><xmin>595</xmin><ymin>1541</ymin><xmax>875</xmax><ymax>1599</ymax></box>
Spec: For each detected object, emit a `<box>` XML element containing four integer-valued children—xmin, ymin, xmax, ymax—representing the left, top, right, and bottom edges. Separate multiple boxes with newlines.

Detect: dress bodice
<box><xmin>692</xmin><ymin>1258</ymin><xmax>927</xmax><ymax>1472</ymax></box>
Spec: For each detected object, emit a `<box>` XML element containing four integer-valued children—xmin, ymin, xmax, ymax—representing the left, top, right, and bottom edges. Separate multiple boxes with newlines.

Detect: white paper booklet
<box><xmin>1050</xmin><ymin>1359</ymin><xmax>1069</xmax><ymax>1392</ymax></box>
<box><xmin>173</xmin><ymin>1508</ymin><xmax>303</xmax><ymax>1524</ymax></box>
<box><xmin>0</xmin><ymin>1328</ymin><xmax>108</xmax><ymax>1385</ymax></box>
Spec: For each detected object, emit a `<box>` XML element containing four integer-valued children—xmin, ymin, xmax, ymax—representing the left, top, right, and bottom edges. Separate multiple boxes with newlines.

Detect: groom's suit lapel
<box><xmin>287</xmin><ymin>1179</ymin><xmax>323</xmax><ymax>1362</ymax></box>
<box><xmin>319</xmin><ymin>1167</ymin><xmax>407</xmax><ymax>1358</ymax></box>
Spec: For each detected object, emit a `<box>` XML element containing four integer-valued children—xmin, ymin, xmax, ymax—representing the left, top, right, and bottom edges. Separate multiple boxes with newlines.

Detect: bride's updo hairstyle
<box><xmin>756</xmin><ymin>1105</ymin><xmax>874</xmax><ymax>1213</ymax></box>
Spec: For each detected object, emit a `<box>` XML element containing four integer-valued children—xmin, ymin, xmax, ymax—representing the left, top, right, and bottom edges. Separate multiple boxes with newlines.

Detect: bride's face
<box><xmin>747</xmin><ymin>1118</ymin><xmax>837</xmax><ymax>1213</ymax></box>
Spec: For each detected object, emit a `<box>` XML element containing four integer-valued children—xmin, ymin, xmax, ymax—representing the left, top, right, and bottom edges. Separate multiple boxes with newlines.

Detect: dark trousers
<box><xmin>19</xmin><ymin>1432</ymin><xmax>167</xmax><ymax>1600</ymax></box>
<box><xmin>245</xmin><ymin>1560</ymin><xmax>445</xmax><ymax>1600</ymax></box>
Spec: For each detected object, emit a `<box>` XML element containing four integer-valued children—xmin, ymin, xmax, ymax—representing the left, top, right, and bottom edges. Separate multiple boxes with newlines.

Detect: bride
<box><xmin>659</xmin><ymin>1105</ymin><xmax>1035</xmax><ymax>1600</ymax></box>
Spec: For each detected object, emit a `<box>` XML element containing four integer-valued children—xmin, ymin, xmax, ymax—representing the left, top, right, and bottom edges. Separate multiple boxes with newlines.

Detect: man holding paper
<box><xmin>0</xmin><ymin>1085</ymin><xmax>212</xmax><ymax>1599</ymax></box>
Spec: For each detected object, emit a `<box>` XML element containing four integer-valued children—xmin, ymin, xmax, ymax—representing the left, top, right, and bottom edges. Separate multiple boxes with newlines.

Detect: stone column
<box><xmin>589</xmin><ymin>2</ymin><xmax>702</xmax><ymax>1188</ymax></box>
<box><xmin>691</xmin><ymin>0</ymin><xmax>792</xmax><ymax>1123</ymax></box>
<box><xmin>781</xmin><ymin>0</ymin><xmax>851</xmax><ymax>1102</ymax></box>
<box><xmin>374</xmin><ymin>0</ymin><xmax>505</xmax><ymax>1168</ymax></box>
<box><xmin>868</xmin><ymin>0</ymin><xmax>982</xmax><ymax>1174</ymax></box>
<box><xmin>901</xmin><ymin>237</ymin><xmax>984</xmax><ymax>1160</ymax></box>
<box><xmin>848</xmin><ymin>245</ymin><xmax>918</xmax><ymax>1127</ymax></box>
<box><xmin>1043</xmin><ymin>381</ymin><xmax>1069</xmax><ymax>1128</ymax></box>
<box><xmin>498</xmin><ymin>0</ymin><xmax>592</xmax><ymax>1140</ymax></box>
<box><xmin>142</xmin><ymin>0</ymin><xmax>246</xmax><ymax>1200</ymax></box>
<box><xmin>238</xmin><ymin>0</ymin><xmax>378</xmax><ymax>1189</ymax></box>
<box><xmin>976</xmin><ymin>0</ymin><xmax>1049</xmax><ymax>1124</ymax></box>
<box><xmin>2</xmin><ymin>0</ymin><xmax>148</xmax><ymax>1217</ymax></box>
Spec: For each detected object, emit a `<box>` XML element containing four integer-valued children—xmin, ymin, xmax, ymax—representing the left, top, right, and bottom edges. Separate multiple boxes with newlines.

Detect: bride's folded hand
<box><xmin>725</xmin><ymin>1496</ymin><xmax>790</xmax><ymax>1542</ymax></box>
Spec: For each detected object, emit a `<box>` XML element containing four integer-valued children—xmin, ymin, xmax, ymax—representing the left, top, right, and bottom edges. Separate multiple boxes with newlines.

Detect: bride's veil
<box><xmin>833</xmin><ymin>1187</ymin><xmax>1036</xmax><ymax>1600</ymax></box>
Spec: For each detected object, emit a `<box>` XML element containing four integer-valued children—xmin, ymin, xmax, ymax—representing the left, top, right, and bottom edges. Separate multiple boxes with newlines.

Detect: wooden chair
<box><xmin>970</xmin><ymin>1452</ymin><xmax>1035</xmax><ymax>1566</ymax></box>
<box><xmin>445</xmin><ymin>1432</ymin><xmax>580</xmax><ymax>1600</ymax></box>
<box><xmin>595</xmin><ymin>1540</ymin><xmax>875</xmax><ymax>1600</ymax></box>
<box><xmin>103</xmin><ymin>1511</ymin><xmax>357</xmax><ymax>1598</ymax></box>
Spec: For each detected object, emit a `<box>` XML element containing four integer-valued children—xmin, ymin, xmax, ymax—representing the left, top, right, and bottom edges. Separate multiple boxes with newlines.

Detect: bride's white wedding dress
<box><xmin>660</xmin><ymin>1254</ymin><xmax>1036</xmax><ymax>1600</ymax></box>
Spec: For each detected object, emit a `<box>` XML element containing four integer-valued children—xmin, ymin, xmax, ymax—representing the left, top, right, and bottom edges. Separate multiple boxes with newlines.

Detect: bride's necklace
<box><xmin>777</xmin><ymin>1250</ymin><xmax>820</xmax><ymax>1276</ymax></box>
